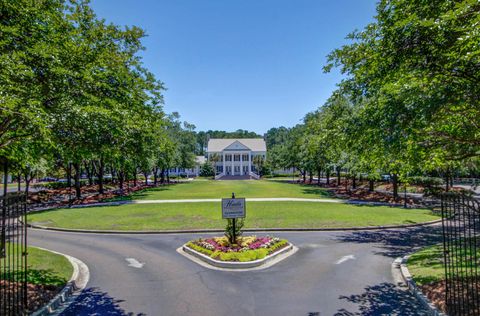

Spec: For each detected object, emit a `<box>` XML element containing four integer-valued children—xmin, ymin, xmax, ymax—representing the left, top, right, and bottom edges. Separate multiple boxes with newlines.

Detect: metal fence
<box><xmin>441</xmin><ymin>193</ymin><xmax>480</xmax><ymax>316</ymax></box>
<box><xmin>0</xmin><ymin>193</ymin><xmax>28</xmax><ymax>315</ymax></box>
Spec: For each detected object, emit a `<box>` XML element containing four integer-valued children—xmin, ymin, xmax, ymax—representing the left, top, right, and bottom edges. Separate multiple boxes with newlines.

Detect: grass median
<box><xmin>28</xmin><ymin>201</ymin><xmax>439</xmax><ymax>231</ymax></box>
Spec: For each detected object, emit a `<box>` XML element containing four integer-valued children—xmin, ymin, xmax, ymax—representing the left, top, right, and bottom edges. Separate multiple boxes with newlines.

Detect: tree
<box><xmin>325</xmin><ymin>0</ymin><xmax>480</xmax><ymax>174</ymax></box>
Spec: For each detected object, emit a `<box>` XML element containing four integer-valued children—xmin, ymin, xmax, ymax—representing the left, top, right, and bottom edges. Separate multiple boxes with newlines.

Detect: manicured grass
<box><xmin>111</xmin><ymin>179</ymin><xmax>332</xmax><ymax>200</ymax></box>
<box><xmin>408</xmin><ymin>244</ymin><xmax>445</xmax><ymax>285</ymax></box>
<box><xmin>28</xmin><ymin>201</ymin><xmax>439</xmax><ymax>231</ymax></box>
<box><xmin>409</xmin><ymin>241</ymin><xmax>480</xmax><ymax>286</ymax></box>
<box><xmin>1</xmin><ymin>244</ymin><xmax>73</xmax><ymax>286</ymax></box>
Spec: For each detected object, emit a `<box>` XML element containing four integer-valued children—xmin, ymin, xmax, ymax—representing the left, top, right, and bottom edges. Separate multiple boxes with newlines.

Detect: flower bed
<box><xmin>185</xmin><ymin>235</ymin><xmax>289</xmax><ymax>262</ymax></box>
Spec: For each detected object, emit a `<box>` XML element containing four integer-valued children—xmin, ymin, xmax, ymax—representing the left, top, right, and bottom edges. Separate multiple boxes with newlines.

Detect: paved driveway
<box><xmin>29</xmin><ymin>226</ymin><xmax>443</xmax><ymax>315</ymax></box>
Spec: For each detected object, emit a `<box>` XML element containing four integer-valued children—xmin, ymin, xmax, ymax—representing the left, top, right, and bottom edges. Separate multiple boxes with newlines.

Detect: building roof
<box><xmin>207</xmin><ymin>138</ymin><xmax>266</xmax><ymax>152</ymax></box>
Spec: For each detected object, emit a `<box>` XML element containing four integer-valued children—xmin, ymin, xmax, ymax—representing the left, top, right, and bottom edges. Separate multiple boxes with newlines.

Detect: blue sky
<box><xmin>90</xmin><ymin>0</ymin><xmax>377</xmax><ymax>134</ymax></box>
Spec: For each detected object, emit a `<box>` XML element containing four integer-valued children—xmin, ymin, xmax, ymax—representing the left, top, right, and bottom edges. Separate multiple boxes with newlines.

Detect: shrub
<box><xmin>199</xmin><ymin>163</ymin><xmax>215</xmax><ymax>177</ymax></box>
<box><xmin>225</xmin><ymin>218</ymin><xmax>244</xmax><ymax>244</ymax></box>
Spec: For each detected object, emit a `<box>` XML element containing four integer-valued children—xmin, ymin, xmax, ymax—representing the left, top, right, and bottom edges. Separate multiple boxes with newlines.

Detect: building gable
<box><xmin>223</xmin><ymin>140</ymin><xmax>250</xmax><ymax>151</ymax></box>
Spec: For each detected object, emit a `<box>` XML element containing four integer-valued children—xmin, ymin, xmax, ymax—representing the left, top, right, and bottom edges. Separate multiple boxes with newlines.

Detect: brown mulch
<box><xmin>0</xmin><ymin>280</ymin><xmax>61</xmax><ymax>313</ymax></box>
<box><xmin>333</xmin><ymin>187</ymin><xmax>417</xmax><ymax>205</ymax></box>
<box><xmin>28</xmin><ymin>182</ymin><xmax>171</xmax><ymax>208</ymax></box>
<box><xmin>419</xmin><ymin>281</ymin><xmax>447</xmax><ymax>313</ymax></box>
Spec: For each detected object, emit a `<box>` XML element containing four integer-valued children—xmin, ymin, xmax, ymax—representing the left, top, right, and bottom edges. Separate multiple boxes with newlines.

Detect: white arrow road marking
<box><xmin>335</xmin><ymin>255</ymin><xmax>356</xmax><ymax>265</ymax></box>
<box><xmin>126</xmin><ymin>258</ymin><xmax>145</xmax><ymax>268</ymax></box>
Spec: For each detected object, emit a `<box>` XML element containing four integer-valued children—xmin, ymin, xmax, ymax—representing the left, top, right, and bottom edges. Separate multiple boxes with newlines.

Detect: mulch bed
<box><xmin>27</xmin><ymin>181</ymin><xmax>180</xmax><ymax>209</ymax></box>
<box><xmin>0</xmin><ymin>280</ymin><xmax>62</xmax><ymax>313</ymax></box>
<box><xmin>420</xmin><ymin>281</ymin><xmax>447</xmax><ymax>313</ymax></box>
<box><xmin>420</xmin><ymin>279</ymin><xmax>480</xmax><ymax>314</ymax></box>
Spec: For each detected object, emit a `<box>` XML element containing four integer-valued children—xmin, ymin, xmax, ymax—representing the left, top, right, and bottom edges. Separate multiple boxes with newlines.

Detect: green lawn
<box><xmin>409</xmin><ymin>241</ymin><xmax>480</xmax><ymax>286</ymax></box>
<box><xmin>111</xmin><ymin>179</ymin><xmax>332</xmax><ymax>200</ymax></box>
<box><xmin>29</xmin><ymin>201</ymin><xmax>439</xmax><ymax>231</ymax></box>
<box><xmin>408</xmin><ymin>244</ymin><xmax>445</xmax><ymax>285</ymax></box>
<box><xmin>1</xmin><ymin>244</ymin><xmax>73</xmax><ymax>286</ymax></box>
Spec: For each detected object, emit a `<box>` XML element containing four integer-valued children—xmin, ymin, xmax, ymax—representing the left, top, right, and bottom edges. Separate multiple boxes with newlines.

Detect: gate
<box><xmin>0</xmin><ymin>193</ymin><xmax>28</xmax><ymax>315</ymax></box>
<box><xmin>441</xmin><ymin>193</ymin><xmax>480</xmax><ymax>316</ymax></box>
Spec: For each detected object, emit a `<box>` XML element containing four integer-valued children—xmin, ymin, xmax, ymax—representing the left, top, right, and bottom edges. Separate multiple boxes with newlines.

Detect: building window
<box><xmin>242</xmin><ymin>154</ymin><xmax>249</xmax><ymax>161</ymax></box>
<box><xmin>225</xmin><ymin>154</ymin><xmax>232</xmax><ymax>161</ymax></box>
<box><xmin>234</xmin><ymin>154</ymin><xmax>240</xmax><ymax>161</ymax></box>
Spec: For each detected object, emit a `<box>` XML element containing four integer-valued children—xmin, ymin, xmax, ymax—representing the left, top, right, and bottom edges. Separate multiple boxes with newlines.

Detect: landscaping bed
<box><xmin>1</xmin><ymin>245</ymin><xmax>73</xmax><ymax>314</ymax></box>
<box><xmin>408</xmin><ymin>242</ymin><xmax>480</xmax><ymax>314</ymax></box>
<box><xmin>185</xmin><ymin>235</ymin><xmax>289</xmax><ymax>262</ymax></box>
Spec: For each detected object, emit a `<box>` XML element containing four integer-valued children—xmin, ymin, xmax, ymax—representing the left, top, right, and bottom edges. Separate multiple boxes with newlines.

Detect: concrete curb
<box><xmin>27</xmin><ymin>218</ymin><xmax>443</xmax><ymax>235</ymax></box>
<box><xmin>392</xmin><ymin>256</ymin><xmax>446</xmax><ymax>316</ymax></box>
<box><xmin>30</xmin><ymin>247</ymin><xmax>90</xmax><ymax>316</ymax></box>
<box><xmin>178</xmin><ymin>243</ymin><xmax>298</xmax><ymax>271</ymax></box>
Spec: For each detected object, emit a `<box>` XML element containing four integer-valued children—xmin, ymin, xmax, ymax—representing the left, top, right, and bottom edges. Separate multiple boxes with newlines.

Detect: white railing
<box><xmin>214</xmin><ymin>173</ymin><xmax>225</xmax><ymax>180</ymax></box>
<box><xmin>249</xmin><ymin>172</ymin><xmax>260</xmax><ymax>180</ymax></box>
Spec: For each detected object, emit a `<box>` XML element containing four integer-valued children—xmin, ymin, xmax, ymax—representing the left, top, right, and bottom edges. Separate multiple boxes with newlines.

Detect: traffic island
<box><xmin>180</xmin><ymin>235</ymin><xmax>296</xmax><ymax>270</ymax></box>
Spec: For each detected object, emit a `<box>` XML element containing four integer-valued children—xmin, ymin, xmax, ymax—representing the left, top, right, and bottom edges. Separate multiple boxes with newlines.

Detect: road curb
<box><xmin>27</xmin><ymin>218</ymin><xmax>443</xmax><ymax>235</ymax></box>
<box><xmin>392</xmin><ymin>256</ymin><xmax>446</xmax><ymax>316</ymax></box>
<box><xmin>178</xmin><ymin>243</ymin><xmax>298</xmax><ymax>271</ymax></box>
<box><xmin>30</xmin><ymin>247</ymin><xmax>90</xmax><ymax>316</ymax></box>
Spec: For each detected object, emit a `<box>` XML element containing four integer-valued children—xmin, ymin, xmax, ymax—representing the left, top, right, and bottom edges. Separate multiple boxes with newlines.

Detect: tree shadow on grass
<box><xmin>1</xmin><ymin>269</ymin><xmax>67</xmax><ymax>287</ymax></box>
<box><xmin>334</xmin><ymin>225</ymin><xmax>443</xmax><ymax>258</ymax></box>
<box><xmin>61</xmin><ymin>287</ymin><xmax>145</xmax><ymax>316</ymax></box>
<box><xmin>334</xmin><ymin>282</ymin><xmax>430</xmax><ymax>315</ymax></box>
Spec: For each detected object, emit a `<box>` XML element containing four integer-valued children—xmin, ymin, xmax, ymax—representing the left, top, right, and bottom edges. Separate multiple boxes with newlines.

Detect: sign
<box><xmin>222</xmin><ymin>198</ymin><xmax>246</xmax><ymax>219</ymax></box>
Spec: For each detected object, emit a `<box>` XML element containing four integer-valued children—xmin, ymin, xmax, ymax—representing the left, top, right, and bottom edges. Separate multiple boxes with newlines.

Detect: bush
<box><xmin>408</xmin><ymin>176</ymin><xmax>444</xmax><ymax>187</ymax></box>
<box><xmin>199</xmin><ymin>163</ymin><xmax>215</xmax><ymax>177</ymax></box>
<box><xmin>212</xmin><ymin>248</ymin><xmax>269</xmax><ymax>262</ymax></box>
<box><xmin>225</xmin><ymin>218</ymin><xmax>244</xmax><ymax>244</ymax></box>
<box><xmin>39</xmin><ymin>180</ymin><xmax>89</xmax><ymax>190</ymax></box>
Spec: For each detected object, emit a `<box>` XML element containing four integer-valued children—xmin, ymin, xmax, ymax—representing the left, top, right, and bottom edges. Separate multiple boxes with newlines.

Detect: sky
<box><xmin>90</xmin><ymin>0</ymin><xmax>377</xmax><ymax>134</ymax></box>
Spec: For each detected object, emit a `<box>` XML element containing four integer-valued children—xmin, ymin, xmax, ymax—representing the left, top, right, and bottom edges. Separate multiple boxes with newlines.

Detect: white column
<box><xmin>248</xmin><ymin>152</ymin><xmax>252</xmax><ymax>173</ymax></box>
<box><xmin>222</xmin><ymin>152</ymin><xmax>225</xmax><ymax>174</ymax></box>
<box><xmin>231</xmin><ymin>152</ymin><xmax>235</xmax><ymax>176</ymax></box>
<box><xmin>240</xmin><ymin>153</ymin><xmax>243</xmax><ymax>175</ymax></box>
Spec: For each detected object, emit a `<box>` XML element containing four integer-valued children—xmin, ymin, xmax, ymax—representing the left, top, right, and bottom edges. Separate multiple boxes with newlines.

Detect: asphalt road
<box><xmin>29</xmin><ymin>226</ymin><xmax>444</xmax><ymax>316</ymax></box>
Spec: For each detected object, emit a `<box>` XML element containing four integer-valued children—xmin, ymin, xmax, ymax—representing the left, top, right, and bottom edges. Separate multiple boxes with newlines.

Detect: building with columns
<box><xmin>207</xmin><ymin>138</ymin><xmax>266</xmax><ymax>179</ymax></box>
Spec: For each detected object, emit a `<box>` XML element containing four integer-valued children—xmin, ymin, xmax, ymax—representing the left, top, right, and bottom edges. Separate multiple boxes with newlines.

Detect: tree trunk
<box><xmin>153</xmin><ymin>167</ymin><xmax>158</xmax><ymax>185</ymax></box>
<box><xmin>17</xmin><ymin>173</ymin><xmax>21</xmax><ymax>191</ymax></box>
<box><xmin>84</xmin><ymin>161</ymin><xmax>93</xmax><ymax>186</ymax></box>
<box><xmin>326</xmin><ymin>169</ymin><xmax>330</xmax><ymax>185</ymax></box>
<box><xmin>98</xmin><ymin>158</ymin><xmax>104</xmax><ymax>194</ymax></box>
<box><xmin>161</xmin><ymin>168</ymin><xmax>165</xmax><ymax>184</ymax></box>
<box><xmin>392</xmin><ymin>173</ymin><xmax>399</xmax><ymax>200</ymax></box>
<box><xmin>67</xmin><ymin>163</ymin><xmax>72</xmax><ymax>188</ymax></box>
<box><xmin>309</xmin><ymin>171</ymin><xmax>313</xmax><ymax>183</ymax></box>
<box><xmin>369</xmin><ymin>179</ymin><xmax>374</xmax><ymax>192</ymax></box>
<box><xmin>167</xmin><ymin>170</ymin><xmax>170</xmax><ymax>183</ymax></box>
<box><xmin>352</xmin><ymin>175</ymin><xmax>356</xmax><ymax>189</ymax></box>
<box><xmin>119</xmin><ymin>170</ymin><xmax>124</xmax><ymax>191</ymax></box>
<box><xmin>302</xmin><ymin>170</ymin><xmax>306</xmax><ymax>183</ymax></box>
<box><xmin>336</xmin><ymin>167</ymin><xmax>341</xmax><ymax>186</ymax></box>
<box><xmin>73</xmin><ymin>162</ymin><xmax>81</xmax><ymax>199</ymax></box>
<box><xmin>143</xmin><ymin>172</ymin><xmax>149</xmax><ymax>186</ymax></box>
<box><xmin>317</xmin><ymin>168</ymin><xmax>321</xmax><ymax>185</ymax></box>
<box><xmin>3</xmin><ymin>159</ymin><xmax>8</xmax><ymax>197</ymax></box>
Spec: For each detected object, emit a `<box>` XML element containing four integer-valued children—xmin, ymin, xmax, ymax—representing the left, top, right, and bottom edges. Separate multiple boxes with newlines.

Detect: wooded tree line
<box><xmin>265</xmin><ymin>0</ymin><xmax>480</xmax><ymax>198</ymax></box>
<box><xmin>0</xmin><ymin>0</ymin><xmax>197</xmax><ymax>198</ymax></box>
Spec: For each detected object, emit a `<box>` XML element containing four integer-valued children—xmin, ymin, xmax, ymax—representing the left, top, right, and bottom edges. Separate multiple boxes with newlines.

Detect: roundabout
<box><xmin>27</xmin><ymin>224</ymin><xmax>442</xmax><ymax>315</ymax></box>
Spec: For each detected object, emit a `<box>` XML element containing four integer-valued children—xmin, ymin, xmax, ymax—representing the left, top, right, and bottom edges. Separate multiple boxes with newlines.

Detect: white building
<box><xmin>168</xmin><ymin>156</ymin><xmax>206</xmax><ymax>177</ymax></box>
<box><xmin>207</xmin><ymin>138</ymin><xmax>266</xmax><ymax>179</ymax></box>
